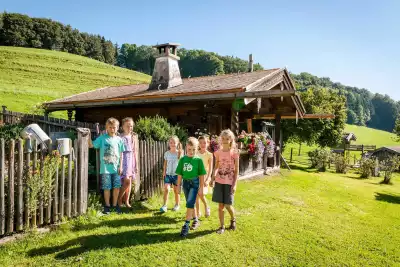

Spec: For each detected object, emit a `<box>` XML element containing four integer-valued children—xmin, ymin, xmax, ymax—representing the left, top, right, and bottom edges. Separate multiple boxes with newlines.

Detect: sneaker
<box><xmin>180</xmin><ymin>224</ymin><xmax>190</xmax><ymax>237</ymax></box>
<box><xmin>205</xmin><ymin>207</ymin><xmax>211</xmax><ymax>218</ymax></box>
<box><xmin>190</xmin><ymin>220</ymin><xmax>200</xmax><ymax>230</ymax></box>
<box><xmin>103</xmin><ymin>206</ymin><xmax>111</xmax><ymax>215</ymax></box>
<box><xmin>216</xmin><ymin>227</ymin><xmax>225</xmax><ymax>234</ymax></box>
<box><xmin>228</xmin><ymin>219</ymin><xmax>236</xmax><ymax>231</ymax></box>
<box><xmin>115</xmin><ymin>205</ymin><xmax>122</xmax><ymax>214</ymax></box>
<box><xmin>160</xmin><ymin>205</ymin><xmax>168</xmax><ymax>213</ymax></box>
<box><xmin>172</xmin><ymin>204</ymin><xmax>180</xmax><ymax>211</ymax></box>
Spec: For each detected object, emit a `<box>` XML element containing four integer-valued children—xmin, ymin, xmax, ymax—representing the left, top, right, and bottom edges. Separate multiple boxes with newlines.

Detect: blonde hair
<box><xmin>122</xmin><ymin>117</ymin><xmax>134</xmax><ymax>126</ymax></box>
<box><xmin>169</xmin><ymin>135</ymin><xmax>183</xmax><ymax>158</ymax></box>
<box><xmin>106</xmin><ymin>117</ymin><xmax>119</xmax><ymax>127</ymax></box>
<box><xmin>220</xmin><ymin>129</ymin><xmax>237</xmax><ymax>151</ymax></box>
<box><xmin>186</xmin><ymin>137</ymin><xmax>199</xmax><ymax>153</ymax></box>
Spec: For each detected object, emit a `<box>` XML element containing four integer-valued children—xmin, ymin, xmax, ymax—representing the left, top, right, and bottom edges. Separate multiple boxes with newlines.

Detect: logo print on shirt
<box><xmin>183</xmin><ymin>163</ymin><xmax>193</xmax><ymax>172</ymax></box>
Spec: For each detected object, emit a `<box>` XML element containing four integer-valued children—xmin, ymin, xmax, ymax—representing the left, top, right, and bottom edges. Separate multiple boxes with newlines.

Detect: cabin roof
<box><xmin>44</xmin><ymin>68</ymin><xmax>305</xmax><ymax>115</ymax></box>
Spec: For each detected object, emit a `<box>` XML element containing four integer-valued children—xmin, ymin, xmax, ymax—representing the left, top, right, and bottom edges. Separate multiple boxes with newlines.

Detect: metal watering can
<box><xmin>20</xmin><ymin>124</ymin><xmax>51</xmax><ymax>151</ymax></box>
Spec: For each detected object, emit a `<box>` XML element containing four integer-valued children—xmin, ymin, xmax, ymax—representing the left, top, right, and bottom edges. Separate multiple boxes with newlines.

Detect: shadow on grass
<box><xmin>375</xmin><ymin>192</ymin><xmax>400</xmax><ymax>204</ymax></box>
<box><xmin>72</xmin><ymin>215</ymin><xmax>180</xmax><ymax>232</ymax></box>
<box><xmin>288</xmin><ymin>164</ymin><xmax>318</xmax><ymax>173</ymax></box>
<box><xmin>28</xmin><ymin>228</ymin><xmax>214</xmax><ymax>259</ymax></box>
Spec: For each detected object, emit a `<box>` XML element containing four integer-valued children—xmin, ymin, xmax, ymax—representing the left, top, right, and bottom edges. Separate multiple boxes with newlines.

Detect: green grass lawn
<box><xmin>0</xmin><ymin>170</ymin><xmax>399</xmax><ymax>266</ymax></box>
<box><xmin>0</xmin><ymin>46</ymin><xmax>150</xmax><ymax>114</ymax></box>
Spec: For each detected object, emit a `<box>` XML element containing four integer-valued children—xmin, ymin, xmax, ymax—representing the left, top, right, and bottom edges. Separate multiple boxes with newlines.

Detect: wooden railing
<box><xmin>345</xmin><ymin>144</ymin><xmax>376</xmax><ymax>152</ymax></box>
<box><xmin>0</xmin><ymin>130</ymin><xmax>89</xmax><ymax>236</ymax></box>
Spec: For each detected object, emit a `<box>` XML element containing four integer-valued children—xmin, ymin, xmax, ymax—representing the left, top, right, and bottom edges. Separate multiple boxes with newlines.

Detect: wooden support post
<box><xmin>298</xmin><ymin>143</ymin><xmax>301</xmax><ymax>156</ymax></box>
<box><xmin>0</xmin><ymin>139</ymin><xmax>5</xmax><ymax>235</ymax></box>
<box><xmin>60</xmin><ymin>156</ymin><xmax>65</xmax><ymax>218</ymax></box>
<box><xmin>246</xmin><ymin>119</ymin><xmax>252</xmax><ymax>133</ymax></box>
<box><xmin>361</xmin><ymin>144</ymin><xmax>364</xmax><ymax>155</ymax></box>
<box><xmin>53</xmin><ymin>150</ymin><xmax>59</xmax><ymax>222</ymax></box>
<box><xmin>290</xmin><ymin>148</ymin><xmax>293</xmax><ymax>163</ymax></box>
<box><xmin>66</xmin><ymin>150</ymin><xmax>72</xmax><ymax>218</ymax></box>
<box><xmin>275</xmin><ymin>114</ymin><xmax>281</xmax><ymax>167</ymax></box>
<box><xmin>7</xmin><ymin>140</ymin><xmax>15</xmax><ymax>234</ymax></box>
<box><xmin>1</xmin><ymin>106</ymin><xmax>7</xmax><ymax>123</ymax></box>
<box><xmin>45</xmin><ymin>140</ymin><xmax>52</xmax><ymax>224</ymax></box>
<box><xmin>72</xmin><ymin>139</ymin><xmax>78</xmax><ymax>216</ymax></box>
<box><xmin>231</xmin><ymin>108</ymin><xmax>239</xmax><ymax>136</ymax></box>
<box><xmin>24</xmin><ymin>140</ymin><xmax>31</xmax><ymax>229</ymax></box>
<box><xmin>38</xmin><ymin>143</ymin><xmax>44</xmax><ymax>226</ymax></box>
<box><xmin>77</xmin><ymin>128</ymin><xmax>89</xmax><ymax>215</ymax></box>
<box><xmin>67</xmin><ymin>110</ymin><xmax>73</xmax><ymax>122</ymax></box>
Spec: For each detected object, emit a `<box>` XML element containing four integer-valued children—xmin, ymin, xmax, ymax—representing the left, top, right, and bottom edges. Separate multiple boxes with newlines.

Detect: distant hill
<box><xmin>344</xmin><ymin>124</ymin><xmax>399</xmax><ymax>148</ymax></box>
<box><xmin>0</xmin><ymin>46</ymin><xmax>150</xmax><ymax>114</ymax></box>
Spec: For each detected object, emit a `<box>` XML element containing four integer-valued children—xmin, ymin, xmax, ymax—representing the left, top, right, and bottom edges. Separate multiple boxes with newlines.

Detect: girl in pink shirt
<box><xmin>210</xmin><ymin>129</ymin><xmax>239</xmax><ymax>234</ymax></box>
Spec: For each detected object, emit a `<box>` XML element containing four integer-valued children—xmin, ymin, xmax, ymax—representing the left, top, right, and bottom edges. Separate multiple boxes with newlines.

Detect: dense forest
<box><xmin>0</xmin><ymin>12</ymin><xmax>398</xmax><ymax>132</ymax></box>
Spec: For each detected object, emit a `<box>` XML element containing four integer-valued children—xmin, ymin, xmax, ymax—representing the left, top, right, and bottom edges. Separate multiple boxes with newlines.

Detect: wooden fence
<box><xmin>0</xmin><ymin>129</ymin><xmax>89</xmax><ymax>236</ymax></box>
<box><xmin>1</xmin><ymin>107</ymin><xmax>101</xmax><ymax>135</ymax></box>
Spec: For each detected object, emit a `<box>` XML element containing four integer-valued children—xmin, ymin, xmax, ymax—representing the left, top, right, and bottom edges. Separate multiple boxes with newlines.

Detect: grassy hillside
<box><xmin>344</xmin><ymin>124</ymin><xmax>399</xmax><ymax>147</ymax></box>
<box><xmin>0</xmin><ymin>46</ymin><xmax>150</xmax><ymax>114</ymax></box>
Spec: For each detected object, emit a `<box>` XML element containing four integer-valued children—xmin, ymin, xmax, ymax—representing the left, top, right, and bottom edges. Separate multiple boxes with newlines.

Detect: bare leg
<box><xmin>118</xmin><ymin>178</ymin><xmax>129</xmax><ymax>206</ymax></box>
<box><xmin>225</xmin><ymin>204</ymin><xmax>235</xmax><ymax>219</ymax></box>
<box><xmin>186</xmin><ymin>208</ymin><xmax>194</xmax><ymax>221</ymax></box>
<box><xmin>112</xmin><ymin>188</ymin><xmax>120</xmax><ymax>207</ymax></box>
<box><xmin>163</xmin><ymin>184</ymin><xmax>170</xmax><ymax>206</ymax></box>
<box><xmin>125</xmin><ymin>178</ymin><xmax>132</xmax><ymax>207</ymax></box>
<box><xmin>195</xmin><ymin>196</ymin><xmax>201</xmax><ymax>218</ymax></box>
<box><xmin>173</xmin><ymin>185</ymin><xmax>180</xmax><ymax>206</ymax></box>
<box><xmin>218</xmin><ymin>203</ymin><xmax>225</xmax><ymax>228</ymax></box>
<box><xmin>104</xmin><ymin>190</ymin><xmax>111</xmax><ymax>207</ymax></box>
<box><xmin>200</xmin><ymin>194</ymin><xmax>208</xmax><ymax>213</ymax></box>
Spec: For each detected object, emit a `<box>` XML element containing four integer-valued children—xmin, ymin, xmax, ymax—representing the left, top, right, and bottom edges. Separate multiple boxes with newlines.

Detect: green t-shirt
<box><xmin>175</xmin><ymin>155</ymin><xmax>207</xmax><ymax>180</ymax></box>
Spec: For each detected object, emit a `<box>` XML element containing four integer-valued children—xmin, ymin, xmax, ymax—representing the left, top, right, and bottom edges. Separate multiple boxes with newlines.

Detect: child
<box><xmin>209</xmin><ymin>129</ymin><xmax>239</xmax><ymax>234</ymax></box>
<box><xmin>195</xmin><ymin>135</ymin><xmax>213</xmax><ymax>218</ymax></box>
<box><xmin>160</xmin><ymin>136</ymin><xmax>183</xmax><ymax>213</ymax></box>
<box><xmin>118</xmin><ymin>117</ymin><xmax>137</xmax><ymax>208</ymax></box>
<box><xmin>89</xmin><ymin>117</ymin><xmax>125</xmax><ymax>214</ymax></box>
<box><xmin>176</xmin><ymin>137</ymin><xmax>206</xmax><ymax>237</ymax></box>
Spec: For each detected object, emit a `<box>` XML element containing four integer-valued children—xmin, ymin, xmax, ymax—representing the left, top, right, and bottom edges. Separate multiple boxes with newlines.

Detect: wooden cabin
<box><xmin>44</xmin><ymin>43</ymin><xmax>309</xmax><ymax>177</ymax></box>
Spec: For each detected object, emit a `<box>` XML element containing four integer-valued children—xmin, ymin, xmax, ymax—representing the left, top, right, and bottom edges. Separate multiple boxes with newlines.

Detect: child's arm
<box><xmin>210</xmin><ymin>154</ymin><xmax>219</xmax><ymax>187</ymax></box>
<box><xmin>198</xmin><ymin>175</ymin><xmax>204</xmax><ymax>197</ymax></box>
<box><xmin>206</xmin><ymin>155</ymin><xmax>213</xmax><ymax>184</ymax></box>
<box><xmin>88</xmin><ymin>131</ymin><xmax>94</xmax><ymax>148</ymax></box>
<box><xmin>119</xmin><ymin>152</ymin><xmax>124</xmax><ymax>175</ymax></box>
<box><xmin>231</xmin><ymin>156</ymin><xmax>240</xmax><ymax>194</ymax></box>
<box><xmin>162</xmin><ymin>160</ymin><xmax>167</xmax><ymax>178</ymax></box>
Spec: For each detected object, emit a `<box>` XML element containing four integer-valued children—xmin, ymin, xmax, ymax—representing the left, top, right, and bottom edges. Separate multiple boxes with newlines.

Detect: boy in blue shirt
<box><xmin>89</xmin><ymin>118</ymin><xmax>125</xmax><ymax>214</ymax></box>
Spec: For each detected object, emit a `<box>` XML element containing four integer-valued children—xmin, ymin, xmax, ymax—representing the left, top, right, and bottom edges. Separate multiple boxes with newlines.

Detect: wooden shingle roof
<box><xmin>48</xmin><ymin>68</ymin><xmax>279</xmax><ymax>105</ymax></box>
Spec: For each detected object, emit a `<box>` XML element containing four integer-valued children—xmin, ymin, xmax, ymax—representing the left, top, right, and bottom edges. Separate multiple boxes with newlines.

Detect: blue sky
<box><xmin>2</xmin><ymin>0</ymin><xmax>399</xmax><ymax>99</ymax></box>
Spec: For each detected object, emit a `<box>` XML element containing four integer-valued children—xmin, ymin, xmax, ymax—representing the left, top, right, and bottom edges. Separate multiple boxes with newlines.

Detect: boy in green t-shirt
<box><xmin>176</xmin><ymin>137</ymin><xmax>206</xmax><ymax>237</ymax></box>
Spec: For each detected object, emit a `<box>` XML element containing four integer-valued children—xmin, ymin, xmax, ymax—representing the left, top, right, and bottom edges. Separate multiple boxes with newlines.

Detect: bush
<box><xmin>380</xmin><ymin>156</ymin><xmax>400</xmax><ymax>184</ymax></box>
<box><xmin>333</xmin><ymin>154</ymin><xmax>348</xmax><ymax>174</ymax></box>
<box><xmin>359</xmin><ymin>158</ymin><xmax>376</xmax><ymax>178</ymax></box>
<box><xmin>134</xmin><ymin>115</ymin><xmax>188</xmax><ymax>142</ymax></box>
<box><xmin>308</xmin><ymin>148</ymin><xmax>331</xmax><ymax>172</ymax></box>
<box><xmin>0</xmin><ymin>123</ymin><xmax>24</xmax><ymax>141</ymax></box>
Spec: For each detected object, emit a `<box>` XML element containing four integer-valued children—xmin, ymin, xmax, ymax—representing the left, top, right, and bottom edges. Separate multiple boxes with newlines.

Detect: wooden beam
<box><xmin>253</xmin><ymin>114</ymin><xmax>335</xmax><ymax>119</ymax></box>
<box><xmin>247</xmin><ymin>119</ymin><xmax>252</xmax><ymax>133</ymax></box>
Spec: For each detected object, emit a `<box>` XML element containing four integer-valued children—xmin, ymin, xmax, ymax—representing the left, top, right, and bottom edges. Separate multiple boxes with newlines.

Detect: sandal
<box><xmin>216</xmin><ymin>227</ymin><xmax>225</xmax><ymax>234</ymax></box>
<box><xmin>228</xmin><ymin>219</ymin><xmax>236</xmax><ymax>231</ymax></box>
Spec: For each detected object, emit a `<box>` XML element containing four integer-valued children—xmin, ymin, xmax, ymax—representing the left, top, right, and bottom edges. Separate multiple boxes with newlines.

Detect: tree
<box><xmin>282</xmin><ymin>87</ymin><xmax>347</xmax><ymax>148</ymax></box>
<box><xmin>380</xmin><ymin>156</ymin><xmax>400</xmax><ymax>184</ymax></box>
<box><xmin>393</xmin><ymin>113</ymin><xmax>400</xmax><ymax>138</ymax></box>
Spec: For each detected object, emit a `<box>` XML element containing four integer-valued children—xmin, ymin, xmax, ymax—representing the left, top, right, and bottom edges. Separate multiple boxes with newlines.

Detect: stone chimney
<box><xmin>148</xmin><ymin>43</ymin><xmax>183</xmax><ymax>90</ymax></box>
<box><xmin>248</xmin><ymin>54</ymin><xmax>253</xmax><ymax>72</ymax></box>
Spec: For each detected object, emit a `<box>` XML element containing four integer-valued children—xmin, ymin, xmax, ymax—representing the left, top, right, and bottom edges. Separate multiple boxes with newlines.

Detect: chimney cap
<box><xmin>153</xmin><ymin>42</ymin><xmax>181</xmax><ymax>48</ymax></box>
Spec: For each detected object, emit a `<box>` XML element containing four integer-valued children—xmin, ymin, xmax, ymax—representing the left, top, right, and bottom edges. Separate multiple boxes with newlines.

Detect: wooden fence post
<box><xmin>59</xmin><ymin>156</ymin><xmax>65</xmax><ymax>218</ymax></box>
<box><xmin>52</xmin><ymin>149</ymin><xmax>59</xmax><ymax>223</ymax></box>
<box><xmin>77</xmin><ymin>128</ymin><xmax>89</xmax><ymax>215</ymax></box>
<box><xmin>38</xmin><ymin>143</ymin><xmax>44</xmax><ymax>226</ymax></box>
<box><xmin>0</xmin><ymin>139</ymin><xmax>5</xmax><ymax>235</ymax></box>
<box><xmin>7</xmin><ymin>140</ymin><xmax>15</xmax><ymax>234</ymax></box>
<box><xmin>134</xmin><ymin>134</ymin><xmax>140</xmax><ymax>201</ymax></box>
<box><xmin>16</xmin><ymin>139</ymin><xmax>24</xmax><ymax>231</ymax></box>
<box><xmin>72</xmin><ymin>139</ymin><xmax>78</xmax><ymax>216</ymax></box>
<box><xmin>24</xmin><ymin>140</ymin><xmax>31</xmax><ymax>229</ymax></box>
<box><xmin>31</xmin><ymin>139</ymin><xmax>37</xmax><ymax>228</ymax></box>
<box><xmin>66</xmin><ymin>149</ymin><xmax>73</xmax><ymax>218</ymax></box>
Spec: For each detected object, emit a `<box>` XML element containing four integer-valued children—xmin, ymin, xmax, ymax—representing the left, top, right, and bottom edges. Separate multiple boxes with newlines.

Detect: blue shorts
<box><xmin>182</xmin><ymin>177</ymin><xmax>200</xmax><ymax>209</ymax></box>
<box><xmin>164</xmin><ymin>175</ymin><xmax>178</xmax><ymax>186</ymax></box>
<box><xmin>101</xmin><ymin>173</ymin><xmax>121</xmax><ymax>190</ymax></box>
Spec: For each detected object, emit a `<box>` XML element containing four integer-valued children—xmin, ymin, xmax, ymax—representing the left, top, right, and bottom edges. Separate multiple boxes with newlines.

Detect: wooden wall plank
<box><xmin>59</xmin><ymin>156</ymin><xmax>65</xmax><ymax>218</ymax></box>
<box><xmin>72</xmin><ymin>139</ymin><xmax>78</xmax><ymax>217</ymax></box>
<box><xmin>31</xmin><ymin>139</ymin><xmax>37</xmax><ymax>228</ymax></box>
<box><xmin>38</xmin><ymin>143</ymin><xmax>44</xmax><ymax>226</ymax></box>
<box><xmin>24</xmin><ymin>141</ymin><xmax>31</xmax><ymax>229</ymax></box>
<box><xmin>66</xmin><ymin>151</ymin><xmax>73</xmax><ymax>218</ymax></box>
